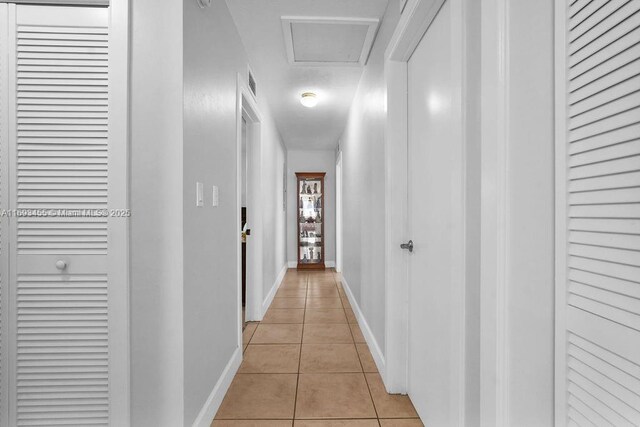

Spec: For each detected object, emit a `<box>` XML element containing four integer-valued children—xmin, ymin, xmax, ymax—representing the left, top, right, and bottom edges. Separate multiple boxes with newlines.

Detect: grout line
<box><xmin>292</xmin><ymin>272</ymin><xmax>307</xmax><ymax>421</ymax></box>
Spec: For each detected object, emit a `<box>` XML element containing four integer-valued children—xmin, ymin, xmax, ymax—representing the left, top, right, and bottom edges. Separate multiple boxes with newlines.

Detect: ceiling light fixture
<box><xmin>300</xmin><ymin>92</ymin><xmax>318</xmax><ymax>108</ymax></box>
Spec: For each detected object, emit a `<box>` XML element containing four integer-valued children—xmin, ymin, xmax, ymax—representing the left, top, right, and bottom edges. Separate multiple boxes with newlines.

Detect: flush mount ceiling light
<box><xmin>300</xmin><ymin>92</ymin><xmax>318</xmax><ymax>108</ymax></box>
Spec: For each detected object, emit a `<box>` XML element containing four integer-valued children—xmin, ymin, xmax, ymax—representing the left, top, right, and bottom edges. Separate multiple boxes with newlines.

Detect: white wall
<box><xmin>479</xmin><ymin>0</ymin><xmax>555</xmax><ymax>425</ymax></box>
<box><xmin>182</xmin><ymin>1</ymin><xmax>247</xmax><ymax>423</ymax></box>
<box><xmin>131</xmin><ymin>1</ymin><xmax>287</xmax><ymax>425</ymax></box>
<box><xmin>130</xmin><ymin>0</ymin><xmax>184</xmax><ymax>425</ymax></box>
<box><xmin>287</xmin><ymin>150</ymin><xmax>336</xmax><ymax>266</ymax></box>
<box><xmin>260</xmin><ymin>117</ymin><xmax>288</xmax><ymax>298</ymax></box>
<box><xmin>504</xmin><ymin>0</ymin><xmax>555</xmax><ymax>423</ymax></box>
<box><xmin>183</xmin><ymin>1</ymin><xmax>287</xmax><ymax>424</ymax></box>
<box><xmin>338</xmin><ymin>0</ymin><xmax>400</xmax><ymax>353</ymax></box>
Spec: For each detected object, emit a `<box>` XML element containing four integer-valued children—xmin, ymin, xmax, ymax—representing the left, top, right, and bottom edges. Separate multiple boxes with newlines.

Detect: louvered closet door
<box><xmin>4</xmin><ymin>4</ymin><xmax>126</xmax><ymax>426</ymax></box>
<box><xmin>556</xmin><ymin>0</ymin><xmax>640</xmax><ymax>425</ymax></box>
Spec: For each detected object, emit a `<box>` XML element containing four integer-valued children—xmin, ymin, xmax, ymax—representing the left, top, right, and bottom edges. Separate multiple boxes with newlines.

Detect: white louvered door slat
<box><xmin>5</xmin><ymin>5</ymin><xmax>115</xmax><ymax>426</ymax></box>
<box><xmin>556</xmin><ymin>0</ymin><xmax>640</xmax><ymax>425</ymax></box>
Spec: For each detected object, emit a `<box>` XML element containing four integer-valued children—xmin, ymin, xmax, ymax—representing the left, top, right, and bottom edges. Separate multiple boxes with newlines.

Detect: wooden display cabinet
<box><xmin>296</xmin><ymin>172</ymin><xmax>326</xmax><ymax>270</ymax></box>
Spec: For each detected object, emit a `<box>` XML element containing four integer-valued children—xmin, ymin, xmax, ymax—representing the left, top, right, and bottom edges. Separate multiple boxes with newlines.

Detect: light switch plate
<box><xmin>196</xmin><ymin>182</ymin><xmax>204</xmax><ymax>207</ymax></box>
<box><xmin>212</xmin><ymin>185</ymin><xmax>219</xmax><ymax>207</ymax></box>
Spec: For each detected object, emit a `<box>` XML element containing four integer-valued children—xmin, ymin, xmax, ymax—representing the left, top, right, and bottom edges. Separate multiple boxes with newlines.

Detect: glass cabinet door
<box><xmin>296</xmin><ymin>173</ymin><xmax>325</xmax><ymax>269</ymax></box>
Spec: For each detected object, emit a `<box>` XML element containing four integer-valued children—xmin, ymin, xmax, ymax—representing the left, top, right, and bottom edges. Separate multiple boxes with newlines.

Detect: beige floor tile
<box><xmin>307</xmin><ymin>283</ymin><xmax>336</xmax><ymax>289</ymax></box>
<box><xmin>251</xmin><ymin>324</ymin><xmax>303</xmax><ymax>344</ymax></box>
<box><xmin>355</xmin><ymin>344</ymin><xmax>378</xmax><ymax>373</ymax></box>
<box><xmin>299</xmin><ymin>344</ymin><xmax>362</xmax><ymax>373</ymax></box>
<box><xmin>306</xmin><ymin>298</ymin><xmax>343</xmax><ymax>309</ymax></box>
<box><xmin>349</xmin><ymin>323</ymin><xmax>366</xmax><ymax>343</ymax></box>
<box><xmin>280</xmin><ymin>281</ymin><xmax>307</xmax><ymax>289</ymax></box>
<box><xmin>295</xmin><ymin>373</ymin><xmax>377</xmax><ymax>419</ymax></box>
<box><xmin>262</xmin><ymin>309</ymin><xmax>305</xmax><ymax>324</ymax></box>
<box><xmin>303</xmin><ymin>324</ymin><xmax>354</xmax><ymax>344</ymax></box>
<box><xmin>280</xmin><ymin>277</ymin><xmax>309</xmax><ymax>287</ymax></box>
<box><xmin>213</xmin><ymin>420</ymin><xmax>292</xmax><ymax>427</ymax></box>
<box><xmin>276</xmin><ymin>288</ymin><xmax>307</xmax><ymax>298</ymax></box>
<box><xmin>270</xmin><ymin>298</ymin><xmax>306</xmax><ymax>309</ymax></box>
<box><xmin>307</xmin><ymin>287</ymin><xmax>340</xmax><ymax>298</ymax></box>
<box><xmin>366</xmin><ymin>373</ymin><xmax>419</xmax><ymax>419</ymax></box>
<box><xmin>379</xmin><ymin>420</ymin><xmax>423</xmax><ymax>426</ymax></box>
<box><xmin>304</xmin><ymin>308</ymin><xmax>347</xmax><ymax>324</ymax></box>
<box><xmin>239</xmin><ymin>344</ymin><xmax>300</xmax><ymax>373</ymax></box>
<box><xmin>216</xmin><ymin>374</ymin><xmax>297</xmax><ymax>419</ymax></box>
<box><xmin>345</xmin><ymin>308</ymin><xmax>357</xmax><ymax>324</ymax></box>
<box><xmin>294</xmin><ymin>421</ymin><xmax>378</xmax><ymax>427</ymax></box>
<box><xmin>243</xmin><ymin>323</ymin><xmax>258</xmax><ymax>344</ymax></box>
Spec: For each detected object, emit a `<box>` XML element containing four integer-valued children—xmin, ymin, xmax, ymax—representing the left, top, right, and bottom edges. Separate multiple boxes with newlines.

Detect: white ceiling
<box><xmin>227</xmin><ymin>0</ymin><xmax>389</xmax><ymax>150</ymax></box>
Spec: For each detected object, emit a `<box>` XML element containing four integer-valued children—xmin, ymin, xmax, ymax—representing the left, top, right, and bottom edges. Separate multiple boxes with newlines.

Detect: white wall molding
<box><xmin>341</xmin><ymin>276</ymin><xmax>386</xmax><ymax>376</ymax></box>
<box><xmin>191</xmin><ymin>347</ymin><xmax>242</xmax><ymax>427</ymax></box>
<box><xmin>262</xmin><ymin>264</ymin><xmax>288</xmax><ymax>317</ymax></box>
<box><xmin>325</xmin><ymin>261</ymin><xmax>336</xmax><ymax>268</ymax></box>
<box><xmin>479</xmin><ymin>0</ymin><xmax>510</xmax><ymax>425</ymax></box>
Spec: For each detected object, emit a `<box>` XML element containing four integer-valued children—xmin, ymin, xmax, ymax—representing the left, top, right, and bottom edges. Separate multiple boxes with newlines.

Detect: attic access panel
<box><xmin>282</xmin><ymin>16</ymin><xmax>380</xmax><ymax>66</ymax></box>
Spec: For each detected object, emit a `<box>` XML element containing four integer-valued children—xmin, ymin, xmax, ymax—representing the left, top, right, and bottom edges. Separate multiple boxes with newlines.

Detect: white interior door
<box><xmin>407</xmin><ymin>0</ymin><xmax>459</xmax><ymax>424</ymax></box>
<box><xmin>1</xmin><ymin>4</ymin><xmax>128</xmax><ymax>425</ymax></box>
<box><xmin>555</xmin><ymin>0</ymin><xmax>640</xmax><ymax>425</ymax></box>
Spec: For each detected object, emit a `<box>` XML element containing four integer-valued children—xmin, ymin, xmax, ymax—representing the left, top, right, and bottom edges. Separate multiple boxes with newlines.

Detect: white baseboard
<box><xmin>262</xmin><ymin>264</ymin><xmax>287</xmax><ymax>316</ymax></box>
<box><xmin>191</xmin><ymin>346</ymin><xmax>242</xmax><ymax>427</ymax></box>
<box><xmin>340</xmin><ymin>276</ymin><xmax>386</xmax><ymax>377</ymax></box>
<box><xmin>288</xmin><ymin>261</ymin><xmax>297</xmax><ymax>268</ymax></box>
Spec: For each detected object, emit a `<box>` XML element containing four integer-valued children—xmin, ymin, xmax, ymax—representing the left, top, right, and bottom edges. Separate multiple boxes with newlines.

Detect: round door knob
<box><xmin>55</xmin><ymin>260</ymin><xmax>67</xmax><ymax>270</ymax></box>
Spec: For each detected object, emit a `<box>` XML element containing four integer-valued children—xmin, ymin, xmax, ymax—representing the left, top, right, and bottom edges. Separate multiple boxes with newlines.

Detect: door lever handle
<box><xmin>400</xmin><ymin>240</ymin><xmax>414</xmax><ymax>253</ymax></box>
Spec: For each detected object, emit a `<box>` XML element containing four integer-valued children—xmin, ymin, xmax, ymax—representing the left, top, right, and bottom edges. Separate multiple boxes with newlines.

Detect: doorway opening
<box><xmin>236</xmin><ymin>75</ymin><xmax>263</xmax><ymax>344</ymax></box>
<box><xmin>241</xmin><ymin>117</ymin><xmax>248</xmax><ymax>327</ymax></box>
<box><xmin>336</xmin><ymin>151</ymin><xmax>343</xmax><ymax>273</ymax></box>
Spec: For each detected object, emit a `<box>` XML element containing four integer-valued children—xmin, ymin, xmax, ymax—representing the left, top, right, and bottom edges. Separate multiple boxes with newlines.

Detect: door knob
<box><xmin>400</xmin><ymin>240</ymin><xmax>414</xmax><ymax>253</ymax></box>
<box><xmin>55</xmin><ymin>260</ymin><xmax>68</xmax><ymax>270</ymax></box>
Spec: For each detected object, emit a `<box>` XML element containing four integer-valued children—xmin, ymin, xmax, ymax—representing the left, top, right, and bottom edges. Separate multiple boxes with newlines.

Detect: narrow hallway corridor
<box><xmin>213</xmin><ymin>270</ymin><xmax>422</xmax><ymax>426</ymax></box>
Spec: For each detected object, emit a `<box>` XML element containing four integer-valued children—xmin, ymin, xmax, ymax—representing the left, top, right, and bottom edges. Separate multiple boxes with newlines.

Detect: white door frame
<box><xmin>108</xmin><ymin>1</ymin><xmax>131</xmax><ymax>424</ymax></box>
<box><xmin>478</xmin><ymin>0</ymin><xmax>510</xmax><ymax>425</ymax></box>
<box><xmin>335</xmin><ymin>150</ymin><xmax>343</xmax><ymax>273</ymax></box>
<box><xmin>0</xmin><ymin>6</ymin><xmax>9</xmax><ymax>425</ymax></box>
<box><xmin>236</xmin><ymin>74</ymin><xmax>263</xmax><ymax>342</ymax></box>
<box><xmin>384</xmin><ymin>3</ymin><xmax>467</xmax><ymax>423</ymax></box>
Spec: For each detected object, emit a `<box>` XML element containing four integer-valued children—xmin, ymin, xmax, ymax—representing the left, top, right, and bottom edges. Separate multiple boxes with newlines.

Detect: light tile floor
<box><xmin>213</xmin><ymin>269</ymin><xmax>424</xmax><ymax>427</ymax></box>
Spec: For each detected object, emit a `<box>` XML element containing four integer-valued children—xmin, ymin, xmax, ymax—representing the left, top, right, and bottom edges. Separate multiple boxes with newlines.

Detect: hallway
<box><xmin>213</xmin><ymin>270</ymin><xmax>422</xmax><ymax>426</ymax></box>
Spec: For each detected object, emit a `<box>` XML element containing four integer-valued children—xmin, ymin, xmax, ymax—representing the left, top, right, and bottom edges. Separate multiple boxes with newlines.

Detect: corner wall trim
<box><xmin>191</xmin><ymin>346</ymin><xmax>242</xmax><ymax>427</ymax></box>
<box><xmin>340</xmin><ymin>276</ymin><xmax>386</xmax><ymax>377</ymax></box>
<box><xmin>261</xmin><ymin>264</ymin><xmax>288</xmax><ymax>317</ymax></box>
